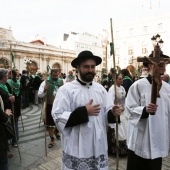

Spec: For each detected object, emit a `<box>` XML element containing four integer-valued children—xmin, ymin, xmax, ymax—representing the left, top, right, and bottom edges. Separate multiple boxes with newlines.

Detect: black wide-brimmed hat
<box><xmin>143</xmin><ymin>51</ymin><xmax>169</xmax><ymax>67</ymax></box>
<box><xmin>71</xmin><ymin>50</ymin><xmax>102</xmax><ymax>68</ymax></box>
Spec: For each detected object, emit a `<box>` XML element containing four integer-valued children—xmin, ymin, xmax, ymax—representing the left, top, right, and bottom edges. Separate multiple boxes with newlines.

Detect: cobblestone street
<box><xmin>8</xmin><ymin>104</ymin><xmax>170</xmax><ymax>170</ymax></box>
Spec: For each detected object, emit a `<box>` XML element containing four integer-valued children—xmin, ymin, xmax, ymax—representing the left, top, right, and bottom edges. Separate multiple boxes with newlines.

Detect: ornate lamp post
<box><xmin>24</xmin><ymin>58</ymin><xmax>32</xmax><ymax>73</ymax></box>
<box><xmin>151</xmin><ymin>34</ymin><xmax>164</xmax><ymax>58</ymax></box>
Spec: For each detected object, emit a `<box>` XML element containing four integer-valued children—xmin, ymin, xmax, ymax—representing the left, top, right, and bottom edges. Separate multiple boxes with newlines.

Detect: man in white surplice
<box><xmin>52</xmin><ymin>51</ymin><xmax>121</xmax><ymax>170</ymax></box>
<box><xmin>125</xmin><ymin>62</ymin><xmax>170</xmax><ymax>170</ymax></box>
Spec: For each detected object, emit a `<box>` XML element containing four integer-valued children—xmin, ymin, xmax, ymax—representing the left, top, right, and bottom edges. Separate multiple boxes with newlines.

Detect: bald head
<box><xmin>161</xmin><ymin>74</ymin><xmax>169</xmax><ymax>83</ymax></box>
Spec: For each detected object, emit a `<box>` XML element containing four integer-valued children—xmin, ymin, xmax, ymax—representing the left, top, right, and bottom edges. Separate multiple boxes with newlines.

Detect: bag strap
<box><xmin>0</xmin><ymin>95</ymin><xmax>4</xmax><ymax>111</ymax></box>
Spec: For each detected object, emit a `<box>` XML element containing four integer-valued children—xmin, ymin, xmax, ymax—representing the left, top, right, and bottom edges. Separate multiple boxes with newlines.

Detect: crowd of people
<box><xmin>1</xmin><ymin>50</ymin><xmax>170</xmax><ymax>170</ymax></box>
<box><xmin>0</xmin><ymin>68</ymin><xmax>73</xmax><ymax>170</ymax></box>
<box><xmin>51</xmin><ymin>50</ymin><xmax>170</xmax><ymax>170</ymax></box>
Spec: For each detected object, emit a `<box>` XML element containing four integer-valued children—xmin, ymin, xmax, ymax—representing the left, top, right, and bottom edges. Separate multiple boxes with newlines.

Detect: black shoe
<box><xmin>56</xmin><ymin>134</ymin><xmax>60</xmax><ymax>140</ymax></box>
<box><xmin>11</xmin><ymin>143</ymin><xmax>18</xmax><ymax>147</ymax></box>
<box><xmin>48</xmin><ymin>141</ymin><xmax>54</xmax><ymax>148</ymax></box>
<box><xmin>54</xmin><ymin>128</ymin><xmax>60</xmax><ymax>140</ymax></box>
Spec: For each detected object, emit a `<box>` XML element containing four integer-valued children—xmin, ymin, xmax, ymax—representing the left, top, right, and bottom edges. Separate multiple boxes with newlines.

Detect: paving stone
<box><xmin>8</xmin><ymin>104</ymin><xmax>170</xmax><ymax>170</ymax></box>
<box><xmin>9</xmin><ymin>152</ymin><xmax>40</xmax><ymax>168</ymax></box>
<box><xmin>9</xmin><ymin>164</ymin><xmax>25</xmax><ymax>170</ymax></box>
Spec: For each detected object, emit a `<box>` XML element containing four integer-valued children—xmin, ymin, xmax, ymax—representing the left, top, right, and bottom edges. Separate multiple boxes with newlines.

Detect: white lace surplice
<box><xmin>52</xmin><ymin>80</ymin><xmax>113</xmax><ymax>170</ymax></box>
<box><xmin>108</xmin><ymin>85</ymin><xmax>128</xmax><ymax>141</ymax></box>
<box><xmin>125</xmin><ymin>78</ymin><xmax>170</xmax><ymax>159</ymax></box>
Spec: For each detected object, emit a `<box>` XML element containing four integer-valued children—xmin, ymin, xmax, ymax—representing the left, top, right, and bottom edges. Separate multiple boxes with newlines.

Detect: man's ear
<box><xmin>76</xmin><ymin>66</ymin><xmax>80</xmax><ymax>70</ymax></box>
<box><xmin>148</xmin><ymin>64</ymin><xmax>152</xmax><ymax>70</ymax></box>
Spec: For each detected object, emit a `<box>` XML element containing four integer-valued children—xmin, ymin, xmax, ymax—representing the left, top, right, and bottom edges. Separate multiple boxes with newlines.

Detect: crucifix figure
<box><xmin>137</xmin><ymin>34</ymin><xmax>170</xmax><ymax>114</ymax></box>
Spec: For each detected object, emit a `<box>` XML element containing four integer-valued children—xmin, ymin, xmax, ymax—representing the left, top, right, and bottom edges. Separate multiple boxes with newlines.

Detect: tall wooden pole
<box><xmin>110</xmin><ymin>18</ymin><xmax>119</xmax><ymax>170</ymax></box>
<box><xmin>11</xmin><ymin>50</ymin><xmax>25</xmax><ymax>132</ymax></box>
<box><xmin>10</xmin><ymin>43</ymin><xmax>22</xmax><ymax>161</ymax></box>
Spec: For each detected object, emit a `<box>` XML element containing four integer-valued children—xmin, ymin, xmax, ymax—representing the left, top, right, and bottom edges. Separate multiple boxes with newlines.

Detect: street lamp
<box><xmin>151</xmin><ymin>34</ymin><xmax>164</xmax><ymax>58</ymax></box>
<box><xmin>24</xmin><ymin>58</ymin><xmax>32</xmax><ymax>72</ymax></box>
<box><xmin>24</xmin><ymin>58</ymin><xmax>32</xmax><ymax>65</ymax></box>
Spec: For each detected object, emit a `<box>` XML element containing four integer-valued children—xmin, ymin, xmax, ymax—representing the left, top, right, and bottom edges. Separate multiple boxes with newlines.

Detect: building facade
<box><xmin>59</xmin><ymin>30</ymin><xmax>109</xmax><ymax>75</ymax></box>
<box><xmin>0</xmin><ymin>27</ymin><xmax>76</xmax><ymax>74</ymax></box>
<box><xmin>109</xmin><ymin>13</ymin><xmax>170</xmax><ymax>73</ymax></box>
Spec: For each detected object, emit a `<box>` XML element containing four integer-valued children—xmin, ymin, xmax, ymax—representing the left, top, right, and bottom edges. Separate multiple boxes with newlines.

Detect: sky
<box><xmin>1</xmin><ymin>0</ymin><xmax>170</xmax><ymax>45</ymax></box>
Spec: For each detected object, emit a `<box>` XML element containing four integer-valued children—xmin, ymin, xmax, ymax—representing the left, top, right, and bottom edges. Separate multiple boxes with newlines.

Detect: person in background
<box><xmin>41</xmin><ymin>72</ymin><xmax>46</xmax><ymax>81</ymax></box>
<box><xmin>0</xmin><ymin>99</ymin><xmax>12</xmax><ymax>170</ymax></box>
<box><xmin>15</xmin><ymin>69</ymin><xmax>21</xmax><ymax>80</ymax></box>
<box><xmin>20</xmin><ymin>70</ymin><xmax>29</xmax><ymax>109</ymax></box>
<box><xmin>94</xmin><ymin>75</ymin><xmax>101</xmax><ymax>83</ymax></box>
<box><xmin>101</xmin><ymin>73</ymin><xmax>108</xmax><ymax>91</ymax></box>
<box><xmin>161</xmin><ymin>73</ymin><xmax>169</xmax><ymax>83</ymax></box>
<box><xmin>38</xmin><ymin>69</ymin><xmax>62</xmax><ymax>148</ymax></box>
<box><xmin>107</xmin><ymin>68</ymin><xmax>115</xmax><ymax>89</ymax></box>
<box><xmin>120</xmin><ymin>69</ymin><xmax>133</xmax><ymax>95</ymax></box>
<box><xmin>32</xmin><ymin>71</ymin><xmax>42</xmax><ymax>105</ymax></box>
<box><xmin>63</xmin><ymin>73</ymin><xmax>66</xmax><ymax>79</ymax></box>
<box><xmin>58</xmin><ymin>73</ymin><xmax>64</xmax><ymax>86</ymax></box>
<box><xmin>0</xmin><ymin>69</ymin><xmax>15</xmax><ymax>159</ymax></box>
<box><xmin>140</xmin><ymin>67</ymin><xmax>149</xmax><ymax>79</ymax></box>
<box><xmin>28</xmin><ymin>72</ymin><xmax>35</xmax><ymax>104</ymax></box>
<box><xmin>107</xmin><ymin>74</ymin><xmax>128</xmax><ymax>155</ymax></box>
<box><xmin>6</xmin><ymin>70</ymin><xmax>21</xmax><ymax>147</ymax></box>
<box><xmin>65</xmin><ymin>70</ymin><xmax>75</xmax><ymax>83</ymax></box>
<box><xmin>51</xmin><ymin>50</ymin><xmax>122</xmax><ymax>169</ymax></box>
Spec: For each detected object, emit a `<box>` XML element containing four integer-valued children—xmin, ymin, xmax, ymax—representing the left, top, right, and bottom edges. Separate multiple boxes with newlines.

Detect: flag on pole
<box><xmin>11</xmin><ymin>52</ymin><xmax>14</xmax><ymax>62</ymax></box>
<box><xmin>2</xmin><ymin>58</ymin><xmax>7</xmax><ymax>68</ymax></box>
<box><xmin>110</xmin><ymin>42</ymin><xmax>114</xmax><ymax>56</ymax></box>
<box><xmin>47</xmin><ymin>65</ymin><xmax>51</xmax><ymax>72</ymax></box>
<box><xmin>11</xmin><ymin>52</ymin><xmax>16</xmax><ymax>69</ymax></box>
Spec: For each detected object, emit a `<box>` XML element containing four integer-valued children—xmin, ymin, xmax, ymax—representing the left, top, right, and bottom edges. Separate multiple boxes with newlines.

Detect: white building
<box><xmin>59</xmin><ymin>30</ymin><xmax>109</xmax><ymax>75</ymax></box>
<box><xmin>110</xmin><ymin>12</ymin><xmax>170</xmax><ymax>73</ymax></box>
<box><xmin>0</xmin><ymin>27</ymin><xmax>76</xmax><ymax>74</ymax></box>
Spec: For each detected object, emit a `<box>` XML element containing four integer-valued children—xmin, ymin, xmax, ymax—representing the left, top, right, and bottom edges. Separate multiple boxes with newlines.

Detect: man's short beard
<box><xmin>79</xmin><ymin>71</ymin><xmax>95</xmax><ymax>82</ymax></box>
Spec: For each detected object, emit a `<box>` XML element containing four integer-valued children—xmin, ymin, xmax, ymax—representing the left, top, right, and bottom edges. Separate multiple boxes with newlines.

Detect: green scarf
<box><xmin>0</xmin><ymin>83</ymin><xmax>10</xmax><ymax>96</ymax></box>
<box><xmin>123</xmin><ymin>76</ymin><xmax>133</xmax><ymax>82</ymax></box>
<box><xmin>47</xmin><ymin>77</ymin><xmax>61</xmax><ymax>104</ymax></box>
<box><xmin>68</xmin><ymin>75</ymin><xmax>74</xmax><ymax>80</ymax></box>
<box><xmin>35</xmin><ymin>74</ymin><xmax>41</xmax><ymax>79</ymax></box>
<box><xmin>7</xmin><ymin>79</ymin><xmax>20</xmax><ymax>96</ymax></box>
<box><xmin>102</xmin><ymin>77</ymin><xmax>108</xmax><ymax>83</ymax></box>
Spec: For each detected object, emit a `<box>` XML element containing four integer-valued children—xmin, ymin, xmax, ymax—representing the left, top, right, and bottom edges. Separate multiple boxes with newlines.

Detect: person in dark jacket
<box><xmin>0</xmin><ymin>70</ymin><xmax>14</xmax><ymax>170</ymax></box>
<box><xmin>0</xmin><ymin>104</ymin><xmax>12</xmax><ymax>170</ymax></box>
<box><xmin>101</xmin><ymin>73</ymin><xmax>108</xmax><ymax>91</ymax></box>
<box><xmin>6</xmin><ymin>70</ymin><xmax>21</xmax><ymax>146</ymax></box>
<box><xmin>107</xmin><ymin>68</ymin><xmax>115</xmax><ymax>89</ymax></box>
<box><xmin>28</xmin><ymin>72</ymin><xmax>35</xmax><ymax>104</ymax></box>
<box><xmin>0</xmin><ymin>69</ymin><xmax>15</xmax><ymax>112</ymax></box>
<box><xmin>20</xmin><ymin>70</ymin><xmax>29</xmax><ymax>109</ymax></box>
<box><xmin>120</xmin><ymin>69</ymin><xmax>133</xmax><ymax>95</ymax></box>
<box><xmin>32</xmin><ymin>71</ymin><xmax>42</xmax><ymax>105</ymax></box>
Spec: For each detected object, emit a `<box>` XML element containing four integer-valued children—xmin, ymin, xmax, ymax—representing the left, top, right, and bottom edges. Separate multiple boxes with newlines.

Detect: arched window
<box><xmin>0</xmin><ymin>58</ymin><xmax>9</xmax><ymax>68</ymax></box>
